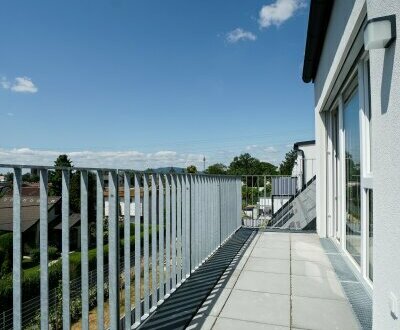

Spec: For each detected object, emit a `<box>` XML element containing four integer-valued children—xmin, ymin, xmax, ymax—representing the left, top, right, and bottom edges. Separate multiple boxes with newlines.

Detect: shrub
<box><xmin>0</xmin><ymin>233</ymin><xmax>13</xmax><ymax>277</ymax></box>
<box><xmin>48</xmin><ymin>246</ymin><xmax>59</xmax><ymax>261</ymax></box>
<box><xmin>29</xmin><ymin>248</ymin><xmax>40</xmax><ymax>265</ymax></box>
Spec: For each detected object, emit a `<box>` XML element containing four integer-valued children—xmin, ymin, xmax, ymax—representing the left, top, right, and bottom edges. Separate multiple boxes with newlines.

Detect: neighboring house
<box><xmin>291</xmin><ymin>140</ymin><xmax>316</xmax><ymax>190</ymax></box>
<box><xmin>104</xmin><ymin>187</ymin><xmax>144</xmax><ymax>221</ymax></box>
<box><xmin>0</xmin><ymin>196</ymin><xmax>61</xmax><ymax>249</ymax></box>
<box><xmin>303</xmin><ymin>0</ymin><xmax>399</xmax><ymax>328</ymax></box>
<box><xmin>0</xmin><ymin>175</ymin><xmax>6</xmax><ymax>183</ymax></box>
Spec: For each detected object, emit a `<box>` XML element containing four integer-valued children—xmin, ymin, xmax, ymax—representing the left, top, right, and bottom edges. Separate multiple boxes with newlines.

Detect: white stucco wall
<box><xmin>366</xmin><ymin>1</ymin><xmax>400</xmax><ymax>329</ymax></box>
<box><xmin>292</xmin><ymin>144</ymin><xmax>316</xmax><ymax>190</ymax></box>
<box><xmin>312</xmin><ymin>0</ymin><xmax>400</xmax><ymax>327</ymax></box>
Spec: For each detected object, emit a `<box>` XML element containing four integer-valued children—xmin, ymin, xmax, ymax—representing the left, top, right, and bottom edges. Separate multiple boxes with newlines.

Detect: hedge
<box><xmin>0</xmin><ymin>227</ymin><xmax>155</xmax><ymax>312</ymax></box>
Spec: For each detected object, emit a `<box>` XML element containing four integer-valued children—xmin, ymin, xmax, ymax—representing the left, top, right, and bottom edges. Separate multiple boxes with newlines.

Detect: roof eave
<box><xmin>302</xmin><ymin>0</ymin><xmax>334</xmax><ymax>83</ymax></box>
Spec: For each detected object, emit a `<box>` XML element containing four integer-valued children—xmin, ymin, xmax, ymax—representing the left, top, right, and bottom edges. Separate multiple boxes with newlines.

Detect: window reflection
<box><xmin>344</xmin><ymin>87</ymin><xmax>361</xmax><ymax>265</ymax></box>
<box><xmin>368</xmin><ymin>189</ymin><xmax>373</xmax><ymax>280</ymax></box>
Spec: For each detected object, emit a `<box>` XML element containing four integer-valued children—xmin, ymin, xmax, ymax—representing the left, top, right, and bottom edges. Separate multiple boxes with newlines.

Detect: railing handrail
<box><xmin>0</xmin><ymin>163</ymin><xmax>241</xmax><ymax>178</ymax></box>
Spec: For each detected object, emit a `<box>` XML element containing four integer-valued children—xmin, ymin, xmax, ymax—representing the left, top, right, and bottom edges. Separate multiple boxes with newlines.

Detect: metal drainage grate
<box><xmin>320</xmin><ymin>238</ymin><xmax>372</xmax><ymax>330</ymax></box>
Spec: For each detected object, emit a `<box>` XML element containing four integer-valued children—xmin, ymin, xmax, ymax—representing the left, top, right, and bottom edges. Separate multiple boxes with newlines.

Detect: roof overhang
<box><xmin>302</xmin><ymin>0</ymin><xmax>334</xmax><ymax>83</ymax></box>
<box><xmin>294</xmin><ymin>140</ymin><xmax>316</xmax><ymax>150</ymax></box>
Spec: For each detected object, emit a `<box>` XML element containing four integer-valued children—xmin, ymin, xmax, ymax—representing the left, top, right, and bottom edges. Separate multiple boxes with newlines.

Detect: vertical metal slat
<box><xmin>176</xmin><ymin>175</ymin><xmax>182</xmax><ymax>284</ymax></box>
<box><xmin>108</xmin><ymin>171</ymin><xmax>120</xmax><ymax>329</ymax></box>
<box><xmin>171</xmin><ymin>175</ymin><xmax>177</xmax><ymax>291</ymax></box>
<box><xmin>124</xmin><ymin>172</ymin><xmax>132</xmax><ymax>329</ymax></box>
<box><xmin>143</xmin><ymin>174</ymin><xmax>150</xmax><ymax>317</ymax></box>
<box><xmin>39</xmin><ymin>169</ymin><xmax>49</xmax><ymax>329</ymax></box>
<box><xmin>12</xmin><ymin>168</ymin><xmax>22</xmax><ymax>330</ymax></box>
<box><xmin>81</xmin><ymin>170</ymin><xmax>89</xmax><ymax>330</ymax></box>
<box><xmin>62</xmin><ymin>170</ymin><xmax>70</xmax><ymax>330</ymax></box>
<box><xmin>158</xmin><ymin>174</ymin><xmax>165</xmax><ymax>301</ymax></box>
<box><xmin>165</xmin><ymin>175</ymin><xmax>171</xmax><ymax>296</ymax></box>
<box><xmin>151</xmin><ymin>174</ymin><xmax>157</xmax><ymax>310</ymax></box>
<box><xmin>134</xmin><ymin>174</ymin><xmax>141</xmax><ymax>326</ymax></box>
<box><xmin>96</xmin><ymin>170</ymin><xmax>105</xmax><ymax>330</ymax></box>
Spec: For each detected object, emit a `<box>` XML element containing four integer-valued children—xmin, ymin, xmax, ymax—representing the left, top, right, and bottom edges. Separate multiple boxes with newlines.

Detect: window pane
<box><xmin>344</xmin><ymin>87</ymin><xmax>361</xmax><ymax>265</ymax></box>
<box><xmin>366</xmin><ymin>59</ymin><xmax>372</xmax><ymax>172</ymax></box>
<box><xmin>368</xmin><ymin>189</ymin><xmax>373</xmax><ymax>280</ymax></box>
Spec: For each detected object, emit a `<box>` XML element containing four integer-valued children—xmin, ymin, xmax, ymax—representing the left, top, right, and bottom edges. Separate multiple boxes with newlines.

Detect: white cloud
<box><xmin>0</xmin><ymin>148</ymin><xmax>206</xmax><ymax>170</ymax></box>
<box><xmin>259</xmin><ymin>0</ymin><xmax>306</xmax><ymax>29</ymax></box>
<box><xmin>245</xmin><ymin>144</ymin><xmax>259</xmax><ymax>151</ymax></box>
<box><xmin>1</xmin><ymin>77</ymin><xmax>10</xmax><ymax>89</ymax></box>
<box><xmin>6</xmin><ymin>112</ymin><xmax>14</xmax><ymax>117</ymax></box>
<box><xmin>264</xmin><ymin>146</ymin><xmax>278</xmax><ymax>153</ymax></box>
<box><xmin>226</xmin><ymin>28</ymin><xmax>257</xmax><ymax>43</ymax></box>
<box><xmin>10</xmin><ymin>77</ymin><xmax>38</xmax><ymax>93</ymax></box>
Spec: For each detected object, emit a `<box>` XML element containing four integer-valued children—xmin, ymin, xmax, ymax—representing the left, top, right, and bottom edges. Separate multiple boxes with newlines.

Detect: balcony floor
<box><xmin>188</xmin><ymin>231</ymin><xmax>361</xmax><ymax>330</ymax></box>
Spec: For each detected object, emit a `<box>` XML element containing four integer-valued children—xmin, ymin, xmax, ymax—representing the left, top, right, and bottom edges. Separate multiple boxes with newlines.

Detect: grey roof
<box><xmin>0</xmin><ymin>196</ymin><xmax>60</xmax><ymax>232</ymax></box>
<box><xmin>54</xmin><ymin>213</ymin><xmax>81</xmax><ymax>230</ymax></box>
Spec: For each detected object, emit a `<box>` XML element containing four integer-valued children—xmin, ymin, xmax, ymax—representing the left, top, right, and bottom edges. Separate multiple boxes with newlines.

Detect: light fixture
<box><xmin>364</xmin><ymin>15</ymin><xmax>396</xmax><ymax>50</ymax></box>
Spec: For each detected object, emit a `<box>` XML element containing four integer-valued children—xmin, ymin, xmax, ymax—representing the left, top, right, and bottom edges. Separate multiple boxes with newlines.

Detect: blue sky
<box><xmin>0</xmin><ymin>0</ymin><xmax>314</xmax><ymax>169</ymax></box>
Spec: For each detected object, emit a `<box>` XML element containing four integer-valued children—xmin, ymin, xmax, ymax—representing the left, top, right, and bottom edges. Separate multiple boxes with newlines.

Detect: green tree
<box><xmin>186</xmin><ymin>165</ymin><xmax>197</xmax><ymax>174</ymax></box>
<box><xmin>22</xmin><ymin>173</ymin><xmax>39</xmax><ymax>183</ymax></box>
<box><xmin>228</xmin><ymin>153</ymin><xmax>277</xmax><ymax>175</ymax></box>
<box><xmin>279</xmin><ymin>149</ymin><xmax>297</xmax><ymax>175</ymax></box>
<box><xmin>49</xmin><ymin>154</ymin><xmax>73</xmax><ymax>196</ymax></box>
<box><xmin>4</xmin><ymin>172</ymin><xmax>13</xmax><ymax>182</ymax></box>
<box><xmin>205</xmin><ymin>163</ymin><xmax>227</xmax><ymax>175</ymax></box>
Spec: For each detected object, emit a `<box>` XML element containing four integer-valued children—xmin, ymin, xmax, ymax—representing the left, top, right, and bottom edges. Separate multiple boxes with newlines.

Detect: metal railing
<box><xmin>0</xmin><ymin>164</ymin><xmax>241</xmax><ymax>330</ymax></box>
<box><xmin>241</xmin><ymin>159</ymin><xmax>316</xmax><ymax>229</ymax></box>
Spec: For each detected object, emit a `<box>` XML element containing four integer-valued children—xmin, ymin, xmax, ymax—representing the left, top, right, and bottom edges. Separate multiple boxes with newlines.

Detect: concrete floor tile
<box><xmin>251</xmin><ymin>247</ymin><xmax>290</xmax><ymax>260</ymax></box>
<box><xmin>292</xmin><ymin>275</ymin><xmax>347</xmax><ymax>301</ymax></box>
<box><xmin>220</xmin><ymin>290</ymin><xmax>290</xmax><ymax>326</ymax></box>
<box><xmin>292</xmin><ymin>296</ymin><xmax>360</xmax><ymax>330</ymax></box>
<box><xmin>291</xmin><ymin>240</ymin><xmax>324</xmax><ymax>252</ymax></box>
<box><xmin>213</xmin><ymin>317</ymin><xmax>289</xmax><ymax>330</ymax></box>
<box><xmin>187</xmin><ymin>314</ymin><xmax>217</xmax><ymax>330</ymax></box>
<box><xmin>260</xmin><ymin>232</ymin><xmax>290</xmax><ymax>241</ymax></box>
<box><xmin>245</xmin><ymin>257</ymin><xmax>290</xmax><ymax>274</ymax></box>
<box><xmin>291</xmin><ymin>260</ymin><xmax>336</xmax><ymax>278</ymax></box>
<box><xmin>290</xmin><ymin>234</ymin><xmax>320</xmax><ymax>243</ymax></box>
<box><xmin>291</xmin><ymin>249</ymin><xmax>332</xmax><ymax>266</ymax></box>
<box><xmin>199</xmin><ymin>288</ymin><xmax>232</xmax><ymax>316</ymax></box>
<box><xmin>235</xmin><ymin>270</ymin><xmax>290</xmax><ymax>295</ymax></box>
<box><xmin>256</xmin><ymin>240</ymin><xmax>290</xmax><ymax>250</ymax></box>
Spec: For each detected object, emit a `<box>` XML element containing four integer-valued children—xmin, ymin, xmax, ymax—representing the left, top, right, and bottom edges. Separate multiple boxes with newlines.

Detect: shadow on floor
<box><xmin>137</xmin><ymin>228</ymin><xmax>257</xmax><ymax>330</ymax></box>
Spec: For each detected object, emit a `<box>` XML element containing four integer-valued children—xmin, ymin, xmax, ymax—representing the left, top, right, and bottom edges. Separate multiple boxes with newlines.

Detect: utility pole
<box><xmin>203</xmin><ymin>156</ymin><xmax>206</xmax><ymax>172</ymax></box>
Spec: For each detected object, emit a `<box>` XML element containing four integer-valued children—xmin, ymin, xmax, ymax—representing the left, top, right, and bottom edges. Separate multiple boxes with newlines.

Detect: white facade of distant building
<box><xmin>304</xmin><ymin>0</ymin><xmax>400</xmax><ymax>328</ymax></box>
<box><xmin>291</xmin><ymin>141</ymin><xmax>316</xmax><ymax>190</ymax></box>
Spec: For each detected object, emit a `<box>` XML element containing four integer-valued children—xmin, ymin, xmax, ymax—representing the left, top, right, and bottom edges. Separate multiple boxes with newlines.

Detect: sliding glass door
<box><xmin>343</xmin><ymin>84</ymin><xmax>361</xmax><ymax>265</ymax></box>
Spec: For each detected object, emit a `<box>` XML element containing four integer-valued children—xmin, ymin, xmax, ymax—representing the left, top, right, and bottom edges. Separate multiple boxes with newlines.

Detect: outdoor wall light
<box><xmin>364</xmin><ymin>15</ymin><xmax>396</xmax><ymax>50</ymax></box>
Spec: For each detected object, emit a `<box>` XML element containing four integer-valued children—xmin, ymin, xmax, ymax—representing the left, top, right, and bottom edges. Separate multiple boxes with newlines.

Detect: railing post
<box><xmin>81</xmin><ymin>170</ymin><xmax>89</xmax><ymax>330</ymax></box>
<box><xmin>218</xmin><ymin>177</ymin><xmax>222</xmax><ymax>246</ymax></box>
<box><xmin>62</xmin><ymin>169</ymin><xmax>70</xmax><ymax>330</ymax></box>
<box><xmin>39</xmin><ymin>169</ymin><xmax>49</xmax><ymax>330</ymax></box>
<box><xmin>165</xmin><ymin>174</ymin><xmax>171</xmax><ymax>296</ymax></box>
<box><xmin>96</xmin><ymin>170</ymin><xmax>105</xmax><ymax>330</ymax></box>
<box><xmin>108</xmin><ymin>170</ymin><xmax>120</xmax><ymax>330</ymax></box>
<box><xmin>12</xmin><ymin>167</ymin><xmax>22</xmax><ymax>330</ymax></box>
<box><xmin>158</xmin><ymin>174</ymin><xmax>165</xmax><ymax>301</ymax></box>
<box><xmin>124</xmin><ymin>172</ymin><xmax>131</xmax><ymax>329</ymax></box>
<box><xmin>143</xmin><ymin>173</ymin><xmax>150</xmax><ymax>317</ymax></box>
<box><xmin>134</xmin><ymin>173</ymin><xmax>141</xmax><ymax>326</ymax></box>
<box><xmin>151</xmin><ymin>173</ymin><xmax>157</xmax><ymax>310</ymax></box>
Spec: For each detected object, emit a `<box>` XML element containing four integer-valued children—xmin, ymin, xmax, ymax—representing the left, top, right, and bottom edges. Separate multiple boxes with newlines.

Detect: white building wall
<box><xmin>313</xmin><ymin>0</ymin><xmax>366</xmax><ymax>238</ymax></box>
<box><xmin>292</xmin><ymin>144</ymin><xmax>316</xmax><ymax>190</ymax></box>
<box><xmin>366</xmin><ymin>1</ymin><xmax>400</xmax><ymax>328</ymax></box>
<box><xmin>312</xmin><ymin>0</ymin><xmax>400</xmax><ymax>328</ymax></box>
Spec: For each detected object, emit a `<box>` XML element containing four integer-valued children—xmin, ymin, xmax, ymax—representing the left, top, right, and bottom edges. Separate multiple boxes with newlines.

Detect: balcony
<box><xmin>0</xmin><ymin>163</ymin><xmax>370</xmax><ymax>330</ymax></box>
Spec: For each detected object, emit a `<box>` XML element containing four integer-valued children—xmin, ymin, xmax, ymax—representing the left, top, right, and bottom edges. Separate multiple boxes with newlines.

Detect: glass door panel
<box><xmin>344</xmin><ymin>87</ymin><xmax>361</xmax><ymax>265</ymax></box>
